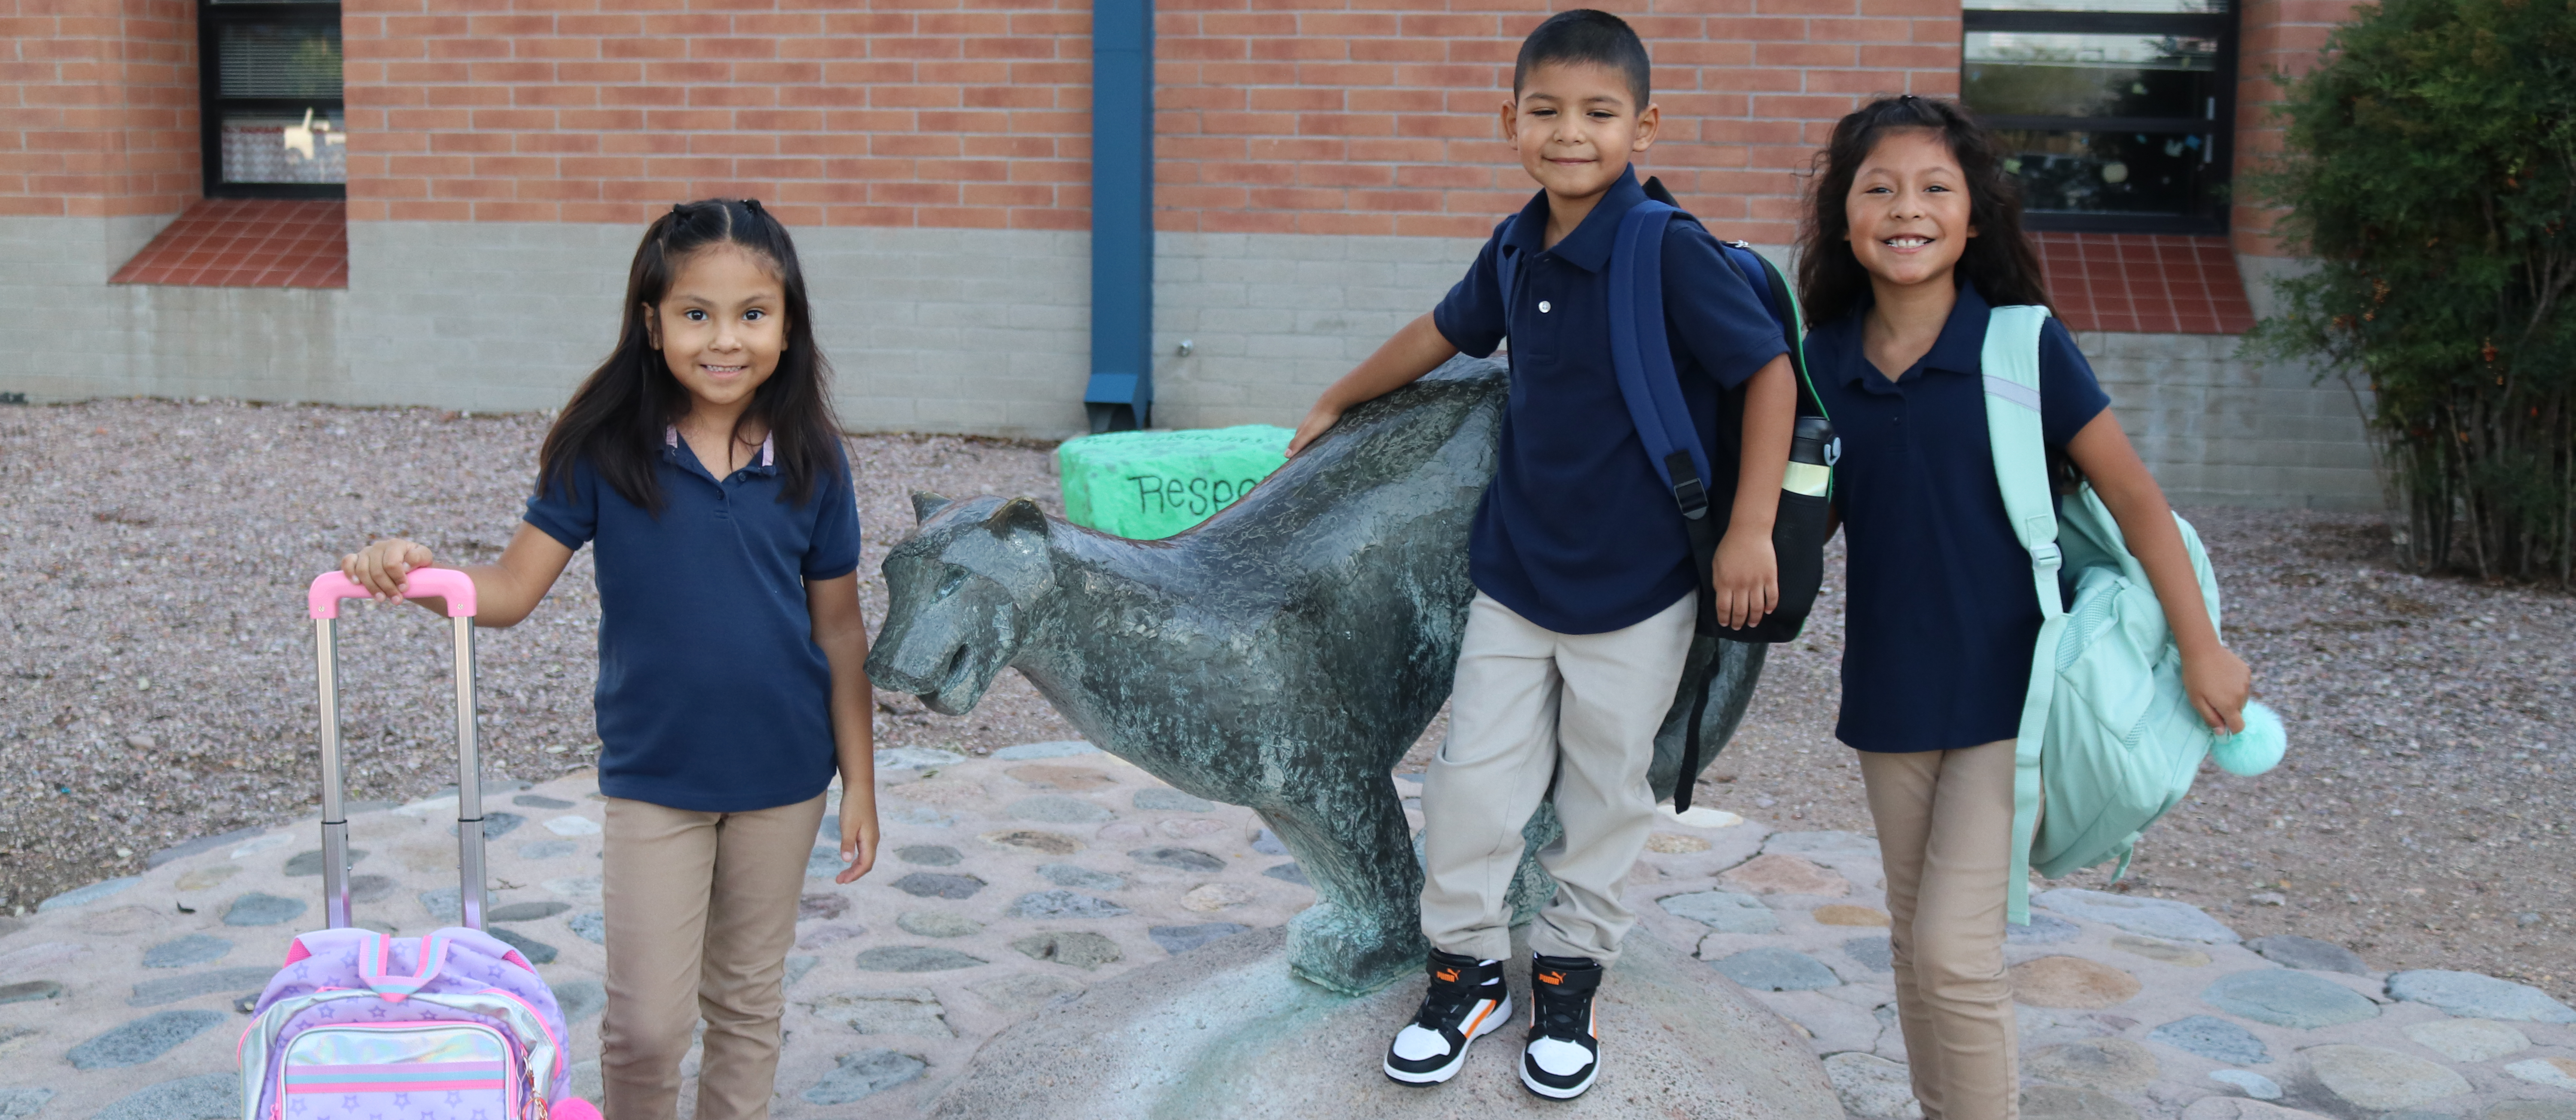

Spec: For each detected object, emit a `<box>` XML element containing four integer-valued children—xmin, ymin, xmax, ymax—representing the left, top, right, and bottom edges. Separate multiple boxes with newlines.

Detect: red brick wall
<box><xmin>342</xmin><ymin>0</ymin><xmax>1953</xmax><ymax>239</ymax></box>
<box><xmin>0</xmin><ymin>0</ymin><xmax>198</xmax><ymax>219</ymax></box>
<box><xmin>1156</xmin><ymin>0</ymin><xmax>1959</xmax><ymax>244</ymax></box>
<box><xmin>343</xmin><ymin>0</ymin><xmax>1098</xmax><ymax>229</ymax></box>
<box><xmin>2232</xmin><ymin>0</ymin><xmax>2363</xmax><ymax>258</ymax></box>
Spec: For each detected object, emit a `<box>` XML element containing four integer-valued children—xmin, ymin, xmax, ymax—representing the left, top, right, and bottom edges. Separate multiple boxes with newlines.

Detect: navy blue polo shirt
<box><xmin>1433</xmin><ymin>167</ymin><xmax>1788</xmax><ymax>635</ymax></box>
<box><xmin>1807</xmin><ymin>283</ymin><xmax>2110</xmax><ymax>753</ymax></box>
<box><xmin>524</xmin><ymin>432</ymin><xmax>862</xmax><ymax>811</ymax></box>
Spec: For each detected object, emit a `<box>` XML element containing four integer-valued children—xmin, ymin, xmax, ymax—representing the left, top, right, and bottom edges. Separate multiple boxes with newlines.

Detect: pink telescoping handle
<box><xmin>308</xmin><ymin>566</ymin><xmax>488</xmax><ymax>931</ymax></box>
<box><xmin>307</xmin><ymin>567</ymin><xmax>478</xmax><ymax>619</ymax></box>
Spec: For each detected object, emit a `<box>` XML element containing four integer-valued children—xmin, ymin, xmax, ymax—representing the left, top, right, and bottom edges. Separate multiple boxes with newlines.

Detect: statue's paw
<box><xmin>1285</xmin><ymin>904</ymin><xmax>1425</xmax><ymax>997</ymax></box>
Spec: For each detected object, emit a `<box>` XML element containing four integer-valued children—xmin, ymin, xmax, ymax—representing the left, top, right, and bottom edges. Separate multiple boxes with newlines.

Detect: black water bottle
<box><xmin>1785</xmin><ymin>415</ymin><xmax>1836</xmax><ymax>497</ymax></box>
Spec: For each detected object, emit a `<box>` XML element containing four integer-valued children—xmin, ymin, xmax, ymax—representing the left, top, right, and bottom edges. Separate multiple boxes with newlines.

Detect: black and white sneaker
<box><xmin>1383</xmin><ymin>949</ymin><xmax>1512</xmax><ymax>1085</ymax></box>
<box><xmin>1521</xmin><ymin>953</ymin><xmax>1603</xmax><ymax>1099</ymax></box>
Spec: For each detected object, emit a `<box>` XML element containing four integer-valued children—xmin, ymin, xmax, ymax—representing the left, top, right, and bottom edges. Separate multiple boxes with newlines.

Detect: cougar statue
<box><xmin>866</xmin><ymin>356</ymin><xmax>1765</xmax><ymax>995</ymax></box>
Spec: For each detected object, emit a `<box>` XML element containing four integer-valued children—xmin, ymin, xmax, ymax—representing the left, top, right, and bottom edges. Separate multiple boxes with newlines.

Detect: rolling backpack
<box><xmin>1492</xmin><ymin>177</ymin><xmax>1834</xmax><ymax>811</ymax></box>
<box><xmin>236</xmin><ymin>569</ymin><xmax>602</xmax><ymax>1120</ymax></box>
<box><xmin>237</xmin><ymin>928</ymin><xmax>577</xmax><ymax>1120</ymax></box>
<box><xmin>1982</xmin><ymin>305</ymin><xmax>2275</xmax><ymax>923</ymax></box>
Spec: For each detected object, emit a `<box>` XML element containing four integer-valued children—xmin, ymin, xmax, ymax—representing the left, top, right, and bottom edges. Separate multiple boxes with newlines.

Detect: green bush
<box><xmin>2245</xmin><ymin>0</ymin><xmax>2575</xmax><ymax>582</ymax></box>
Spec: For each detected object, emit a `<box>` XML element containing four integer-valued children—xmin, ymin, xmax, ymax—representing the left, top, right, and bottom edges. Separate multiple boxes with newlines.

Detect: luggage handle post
<box><xmin>313</xmin><ymin>616</ymin><xmax>354</xmax><ymax>930</ymax></box>
<box><xmin>305</xmin><ymin>571</ymin><xmax>486</xmax><ymax>931</ymax></box>
<box><xmin>450</xmin><ymin>614</ymin><xmax>486</xmax><ymax>931</ymax></box>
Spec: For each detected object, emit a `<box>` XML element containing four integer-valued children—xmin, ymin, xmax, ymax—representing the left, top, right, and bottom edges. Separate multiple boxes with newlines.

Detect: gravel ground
<box><xmin>5</xmin><ymin>397</ymin><xmax>2570</xmax><ymax>1005</ymax></box>
<box><xmin>1700</xmin><ymin>507</ymin><xmax>2576</xmax><ymax>1004</ymax></box>
<box><xmin>0</xmin><ymin>398</ymin><xmax>1082</xmax><ymax>916</ymax></box>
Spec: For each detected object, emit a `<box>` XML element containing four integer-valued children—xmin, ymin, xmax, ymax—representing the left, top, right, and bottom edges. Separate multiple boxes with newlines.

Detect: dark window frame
<box><xmin>1962</xmin><ymin>5</ymin><xmax>2240</xmax><ymax>234</ymax></box>
<box><xmin>197</xmin><ymin>1</ymin><xmax>346</xmax><ymax>200</ymax></box>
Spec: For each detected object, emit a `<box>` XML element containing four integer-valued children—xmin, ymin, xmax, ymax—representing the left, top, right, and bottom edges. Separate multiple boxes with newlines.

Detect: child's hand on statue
<box><xmin>1286</xmin><ymin>402</ymin><xmax>1343</xmax><ymax>457</ymax></box>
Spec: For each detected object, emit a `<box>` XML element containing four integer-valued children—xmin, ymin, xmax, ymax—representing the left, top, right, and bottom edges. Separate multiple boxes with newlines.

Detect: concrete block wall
<box><xmin>2080</xmin><ymin>329</ymin><xmax>2377</xmax><ymax>510</ymax></box>
<box><xmin>3</xmin><ymin>213</ymin><xmax>2378</xmax><ymax>508</ymax></box>
<box><xmin>328</xmin><ymin>220</ymin><xmax>1092</xmax><ymax>433</ymax></box>
<box><xmin>1</xmin><ymin>215</ymin><xmax>346</xmax><ymax>404</ymax></box>
<box><xmin>1148</xmin><ymin>230</ymin><xmax>1481</xmax><ymax>429</ymax></box>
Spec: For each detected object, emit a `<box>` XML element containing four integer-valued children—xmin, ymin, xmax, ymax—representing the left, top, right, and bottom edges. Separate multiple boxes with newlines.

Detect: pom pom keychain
<box><xmin>2208</xmin><ymin>700</ymin><xmax>2286</xmax><ymax>776</ymax></box>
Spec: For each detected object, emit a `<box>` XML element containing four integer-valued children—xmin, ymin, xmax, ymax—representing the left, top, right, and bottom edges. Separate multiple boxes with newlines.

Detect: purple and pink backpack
<box><xmin>236</xmin><ymin>927</ymin><xmax>598</xmax><ymax>1120</ymax></box>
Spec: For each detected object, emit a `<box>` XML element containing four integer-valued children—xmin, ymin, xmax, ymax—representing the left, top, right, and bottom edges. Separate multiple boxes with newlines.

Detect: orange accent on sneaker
<box><xmin>1537</xmin><ymin>971</ymin><xmax>1565</xmax><ymax>986</ymax></box>
<box><xmin>1461</xmin><ymin>999</ymin><xmax>1498</xmax><ymax>1036</ymax></box>
<box><xmin>1435</xmin><ymin>968</ymin><xmax>1458</xmax><ymax>983</ymax></box>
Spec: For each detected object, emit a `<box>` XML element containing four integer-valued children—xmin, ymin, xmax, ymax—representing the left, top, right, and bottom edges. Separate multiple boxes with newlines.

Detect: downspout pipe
<box><xmin>1084</xmin><ymin>0</ymin><xmax>1153</xmax><ymax>433</ymax></box>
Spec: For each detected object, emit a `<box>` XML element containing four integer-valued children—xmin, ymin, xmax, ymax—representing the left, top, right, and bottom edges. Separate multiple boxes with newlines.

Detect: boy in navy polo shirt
<box><xmin>1283</xmin><ymin>10</ymin><xmax>1796</xmax><ymax>1099</ymax></box>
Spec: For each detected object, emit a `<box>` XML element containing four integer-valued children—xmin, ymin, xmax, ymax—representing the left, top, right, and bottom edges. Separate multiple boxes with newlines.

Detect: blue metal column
<box><xmin>1084</xmin><ymin>0</ymin><xmax>1153</xmax><ymax>432</ymax></box>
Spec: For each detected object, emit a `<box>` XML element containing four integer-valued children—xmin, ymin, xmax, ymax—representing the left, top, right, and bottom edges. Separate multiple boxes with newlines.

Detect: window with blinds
<box><xmin>199</xmin><ymin>2</ymin><xmax>345</xmax><ymax>198</ymax></box>
<box><xmin>1961</xmin><ymin>0</ymin><xmax>2238</xmax><ymax>233</ymax></box>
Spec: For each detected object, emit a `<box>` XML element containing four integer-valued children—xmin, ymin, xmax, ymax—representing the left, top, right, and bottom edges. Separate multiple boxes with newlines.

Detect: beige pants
<box><xmin>600</xmin><ymin>793</ymin><xmax>828</xmax><ymax>1120</ymax></box>
<box><xmin>1860</xmin><ymin>739</ymin><xmax>2020</xmax><ymax>1120</ymax></box>
<box><xmin>1420</xmin><ymin>591</ymin><xmax>1695</xmax><ymax>964</ymax></box>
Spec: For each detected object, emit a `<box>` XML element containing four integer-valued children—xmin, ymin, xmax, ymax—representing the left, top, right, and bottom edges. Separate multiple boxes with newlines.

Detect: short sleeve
<box><xmin>523</xmin><ymin>458</ymin><xmax>600</xmax><ymax>551</ymax></box>
<box><xmin>1431</xmin><ymin>221</ymin><xmax>1512</xmax><ymax>359</ymax></box>
<box><xmin>2037</xmin><ymin>318</ymin><xmax>2111</xmax><ymax>447</ymax></box>
<box><xmin>801</xmin><ymin>450</ymin><xmax>862</xmax><ymax>580</ymax></box>
<box><xmin>1662</xmin><ymin>223</ymin><xmax>1789</xmax><ymax>390</ymax></box>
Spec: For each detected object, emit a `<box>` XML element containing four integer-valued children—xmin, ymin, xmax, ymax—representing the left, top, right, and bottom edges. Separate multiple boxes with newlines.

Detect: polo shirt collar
<box><xmin>1503</xmin><ymin>165</ymin><xmax>1647</xmax><ymax>275</ymax></box>
<box><xmin>664</xmin><ymin>424</ymin><xmax>777</xmax><ymax>478</ymax></box>
<box><xmin>1921</xmin><ymin>281</ymin><xmax>1992</xmax><ymax>376</ymax></box>
<box><xmin>1833</xmin><ymin>280</ymin><xmax>1995</xmax><ymax>387</ymax></box>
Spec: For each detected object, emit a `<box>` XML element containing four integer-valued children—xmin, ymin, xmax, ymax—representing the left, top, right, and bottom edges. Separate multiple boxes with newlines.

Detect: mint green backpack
<box><xmin>1983</xmin><ymin>306</ymin><xmax>2236</xmax><ymax>924</ymax></box>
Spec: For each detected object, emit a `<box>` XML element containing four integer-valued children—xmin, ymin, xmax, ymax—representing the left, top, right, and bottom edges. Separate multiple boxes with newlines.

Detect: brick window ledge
<box><xmin>2035</xmin><ymin>233</ymin><xmax>2255</xmax><ymax>336</ymax></box>
<box><xmin>111</xmin><ymin>199</ymin><xmax>348</xmax><ymax>289</ymax></box>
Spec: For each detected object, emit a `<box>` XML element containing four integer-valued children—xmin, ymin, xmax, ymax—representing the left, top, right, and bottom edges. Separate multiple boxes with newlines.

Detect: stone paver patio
<box><xmin>6</xmin><ymin>743</ymin><xmax>2576</xmax><ymax>1119</ymax></box>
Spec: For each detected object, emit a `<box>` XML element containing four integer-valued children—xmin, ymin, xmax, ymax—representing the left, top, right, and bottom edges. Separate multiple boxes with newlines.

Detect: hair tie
<box><xmin>741</xmin><ymin>198</ymin><xmax>763</xmax><ymax>213</ymax></box>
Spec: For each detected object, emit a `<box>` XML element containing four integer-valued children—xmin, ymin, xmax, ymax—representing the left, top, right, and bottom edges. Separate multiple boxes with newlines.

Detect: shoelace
<box><xmin>1414</xmin><ymin>973</ymin><xmax>1491</xmax><ymax>1030</ymax></box>
<box><xmin>1531</xmin><ymin>978</ymin><xmax>1589</xmax><ymax>1039</ymax></box>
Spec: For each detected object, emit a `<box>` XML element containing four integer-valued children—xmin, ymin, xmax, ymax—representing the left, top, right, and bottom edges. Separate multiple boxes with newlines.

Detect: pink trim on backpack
<box><xmin>478</xmin><ymin>986</ymin><xmax>567</xmax><ymax>1087</ymax></box>
<box><xmin>355</xmin><ymin>931</ymin><xmax>454</xmax><ymax>1002</ymax></box>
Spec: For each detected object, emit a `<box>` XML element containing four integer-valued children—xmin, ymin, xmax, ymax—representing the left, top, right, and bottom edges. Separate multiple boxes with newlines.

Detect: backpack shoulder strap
<box><xmin>1983</xmin><ymin>303</ymin><xmax>2064</xmax><ymax>925</ymax></box>
<box><xmin>1606</xmin><ymin>199</ymin><xmax>1711</xmax><ymax>496</ymax></box>
<box><xmin>1604</xmin><ymin>198</ymin><xmax>1732</xmax><ymax>812</ymax></box>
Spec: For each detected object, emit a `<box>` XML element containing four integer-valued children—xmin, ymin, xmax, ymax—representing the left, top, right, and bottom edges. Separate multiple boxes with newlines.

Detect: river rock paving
<box><xmin>2245</xmin><ymin>934</ymin><xmax>2367</xmax><ymax>975</ymax></box>
<box><xmin>138</xmin><ymin>934</ymin><xmax>231</xmax><ymax>969</ymax></box>
<box><xmin>7</xmin><ymin>755</ymin><xmax>2576</xmax><ymax>1118</ymax></box>
<box><xmin>2389</xmin><ymin>968</ymin><xmax>2576</xmax><ymax>1022</ymax></box>
<box><xmin>2149</xmin><ymin>1014</ymin><xmax>2273</xmax><ymax>1065</ymax></box>
<box><xmin>2202</xmin><ymin>969</ymin><xmax>2382</xmax><ymax>1029</ymax></box>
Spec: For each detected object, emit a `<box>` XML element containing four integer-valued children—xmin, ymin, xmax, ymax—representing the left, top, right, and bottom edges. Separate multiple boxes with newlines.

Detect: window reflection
<box><xmin>1994</xmin><ymin>129</ymin><xmax>2218</xmax><ymax>216</ymax></box>
<box><xmin>221</xmin><ymin>109</ymin><xmax>347</xmax><ymax>186</ymax></box>
<box><xmin>1965</xmin><ymin>32</ymin><xmax>2222</xmax><ymax>119</ymax></box>
<box><xmin>208</xmin><ymin>18</ymin><xmax>346</xmax><ymax>189</ymax></box>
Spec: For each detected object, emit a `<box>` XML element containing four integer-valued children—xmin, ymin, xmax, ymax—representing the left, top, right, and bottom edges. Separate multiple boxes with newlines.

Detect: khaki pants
<box><xmin>600</xmin><ymin>793</ymin><xmax>827</xmax><ymax>1120</ymax></box>
<box><xmin>1420</xmin><ymin>591</ymin><xmax>1695</xmax><ymax>964</ymax></box>
<box><xmin>1860</xmin><ymin>740</ymin><xmax>2020</xmax><ymax>1120</ymax></box>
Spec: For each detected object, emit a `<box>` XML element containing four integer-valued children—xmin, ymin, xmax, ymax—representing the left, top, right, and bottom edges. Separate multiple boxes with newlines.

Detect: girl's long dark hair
<box><xmin>1795</xmin><ymin>96</ymin><xmax>2052</xmax><ymax>328</ymax></box>
<box><xmin>537</xmin><ymin>198</ymin><xmax>842</xmax><ymax>512</ymax></box>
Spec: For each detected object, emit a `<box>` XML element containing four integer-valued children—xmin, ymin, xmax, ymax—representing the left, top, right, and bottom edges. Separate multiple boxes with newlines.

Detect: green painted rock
<box><xmin>1057</xmin><ymin>425</ymin><xmax>1289</xmax><ymax>539</ymax></box>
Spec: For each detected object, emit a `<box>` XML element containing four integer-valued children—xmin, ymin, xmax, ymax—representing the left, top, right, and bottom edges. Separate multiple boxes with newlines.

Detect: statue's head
<box><xmin>866</xmin><ymin>491</ymin><xmax>1055</xmax><ymax>715</ymax></box>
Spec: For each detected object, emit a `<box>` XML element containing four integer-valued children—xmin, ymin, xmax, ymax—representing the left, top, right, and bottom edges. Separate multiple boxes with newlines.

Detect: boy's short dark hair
<box><xmin>1513</xmin><ymin>9</ymin><xmax>1651</xmax><ymax>110</ymax></box>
